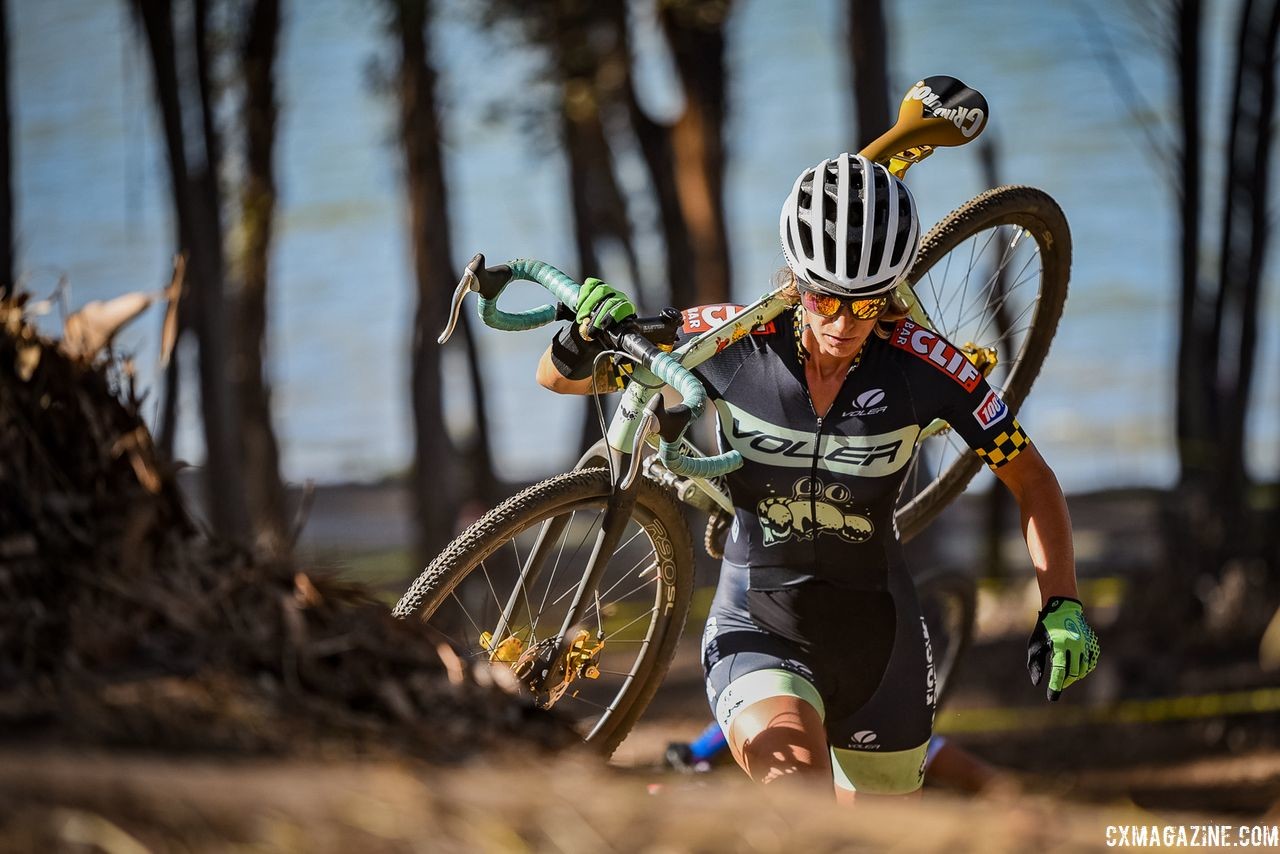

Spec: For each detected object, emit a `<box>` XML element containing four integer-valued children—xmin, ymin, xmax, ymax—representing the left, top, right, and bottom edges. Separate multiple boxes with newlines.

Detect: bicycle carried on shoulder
<box><xmin>392</xmin><ymin>76</ymin><xmax>1071</xmax><ymax>756</ymax></box>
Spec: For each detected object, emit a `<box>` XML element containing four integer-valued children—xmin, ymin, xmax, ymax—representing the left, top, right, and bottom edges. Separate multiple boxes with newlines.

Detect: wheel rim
<box><xmin>423</xmin><ymin>496</ymin><xmax>672</xmax><ymax>743</ymax></box>
<box><xmin>896</xmin><ymin>219</ymin><xmax>1051</xmax><ymax>528</ymax></box>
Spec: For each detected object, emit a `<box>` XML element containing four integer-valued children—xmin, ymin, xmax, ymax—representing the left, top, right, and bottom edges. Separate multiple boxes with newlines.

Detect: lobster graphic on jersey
<box><xmin>757</xmin><ymin>477</ymin><xmax>874</xmax><ymax>547</ymax></box>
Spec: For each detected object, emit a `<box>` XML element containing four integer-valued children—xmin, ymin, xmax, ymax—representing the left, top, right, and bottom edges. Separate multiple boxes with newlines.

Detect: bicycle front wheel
<box><xmin>392</xmin><ymin>468</ymin><xmax>694</xmax><ymax>757</ymax></box>
<box><xmin>894</xmin><ymin>185</ymin><xmax>1071</xmax><ymax>541</ymax></box>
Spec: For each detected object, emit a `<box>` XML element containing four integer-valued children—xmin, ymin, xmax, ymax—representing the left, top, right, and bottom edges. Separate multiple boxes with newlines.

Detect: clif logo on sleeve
<box><xmin>890</xmin><ymin>320</ymin><xmax>983</xmax><ymax>391</ymax></box>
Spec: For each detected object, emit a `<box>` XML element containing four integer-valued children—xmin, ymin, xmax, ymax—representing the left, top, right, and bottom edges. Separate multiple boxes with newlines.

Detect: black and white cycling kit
<box><xmin>676</xmin><ymin>302</ymin><xmax>1030</xmax><ymax>782</ymax></box>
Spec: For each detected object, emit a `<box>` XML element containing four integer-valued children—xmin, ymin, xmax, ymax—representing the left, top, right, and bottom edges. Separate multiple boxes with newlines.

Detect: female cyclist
<box><xmin>536</xmin><ymin>152</ymin><xmax>1099</xmax><ymax>801</ymax></box>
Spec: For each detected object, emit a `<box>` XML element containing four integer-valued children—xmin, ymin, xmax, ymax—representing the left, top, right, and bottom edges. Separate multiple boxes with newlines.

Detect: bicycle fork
<box><xmin>485</xmin><ymin>409</ymin><xmax>657</xmax><ymax>708</ymax></box>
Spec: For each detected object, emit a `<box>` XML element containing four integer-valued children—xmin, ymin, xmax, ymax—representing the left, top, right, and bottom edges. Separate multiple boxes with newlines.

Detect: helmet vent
<box><xmin>889</xmin><ymin>184</ymin><xmax>914</xmax><ymax>268</ymax></box>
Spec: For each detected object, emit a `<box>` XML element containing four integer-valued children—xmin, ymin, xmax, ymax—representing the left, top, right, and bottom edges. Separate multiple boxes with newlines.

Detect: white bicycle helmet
<box><xmin>779</xmin><ymin>152</ymin><xmax>921</xmax><ymax>297</ymax></box>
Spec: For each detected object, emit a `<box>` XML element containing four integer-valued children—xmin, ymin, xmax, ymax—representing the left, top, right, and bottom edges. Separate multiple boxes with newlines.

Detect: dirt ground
<box><xmin>8</xmin><ymin>624</ymin><xmax>1280</xmax><ymax>852</ymax></box>
<box><xmin>5</xmin><ymin>742</ymin><xmax>1279</xmax><ymax>852</ymax></box>
<box><xmin>13</xmin><ymin>466</ymin><xmax>1278</xmax><ymax>849</ymax></box>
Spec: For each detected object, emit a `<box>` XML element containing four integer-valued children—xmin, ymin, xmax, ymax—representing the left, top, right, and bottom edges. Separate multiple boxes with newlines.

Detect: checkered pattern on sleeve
<box><xmin>974</xmin><ymin>419</ymin><xmax>1031</xmax><ymax>469</ymax></box>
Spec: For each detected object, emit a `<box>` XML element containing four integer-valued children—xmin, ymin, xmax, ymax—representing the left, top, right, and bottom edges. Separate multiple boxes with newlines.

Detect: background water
<box><xmin>11</xmin><ymin>0</ymin><xmax>1279</xmax><ymax>494</ymax></box>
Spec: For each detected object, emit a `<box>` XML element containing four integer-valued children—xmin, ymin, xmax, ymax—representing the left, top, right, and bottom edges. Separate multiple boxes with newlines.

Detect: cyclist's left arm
<box><xmin>928</xmin><ymin>372</ymin><xmax>1079</xmax><ymax>605</ymax></box>
<box><xmin>991</xmin><ymin>445</ymin><xmax>1078</xmax><ymax>605</ymax></box>
<box><xmin>917</xmin><ymin>347</ymin><xmax>1096</xmax><ymax>698</ymax></box>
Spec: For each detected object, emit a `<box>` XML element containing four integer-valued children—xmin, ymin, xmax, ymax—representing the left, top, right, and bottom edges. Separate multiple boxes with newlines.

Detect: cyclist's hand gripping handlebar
<box><xmin>439</xmin><ymin>254</ymin><xmax>743</xmax><ymax>479</ymax></box>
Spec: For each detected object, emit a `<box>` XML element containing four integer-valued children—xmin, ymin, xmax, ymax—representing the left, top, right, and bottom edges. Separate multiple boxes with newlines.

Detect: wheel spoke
<box><xmin>896</xmin><ymin>190</ymin><xmax>1066</xmax><ymax>542</ymax></box>
<box><xmin>398</xmin><ymin>476</ymin><xmax>688</xmax><ymax>748</ymax></box>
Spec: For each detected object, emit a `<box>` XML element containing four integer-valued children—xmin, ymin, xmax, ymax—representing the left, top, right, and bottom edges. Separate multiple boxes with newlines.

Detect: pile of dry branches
<box><xmin>0</xmin><ymin>293</ymin><xmax>571</xmax><ymax>759</ymax></box>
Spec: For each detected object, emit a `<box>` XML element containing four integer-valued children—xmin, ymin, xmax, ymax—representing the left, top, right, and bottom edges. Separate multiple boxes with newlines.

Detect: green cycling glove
<box><xmin>575</xmin><ymin>277</ymin><xmax>637</xmax><ymax>339</ymax></box>
<box><xmin>1026</xmin><ymin>596</ymin><xmax>1100</xmax><ymax>701</ymax></box>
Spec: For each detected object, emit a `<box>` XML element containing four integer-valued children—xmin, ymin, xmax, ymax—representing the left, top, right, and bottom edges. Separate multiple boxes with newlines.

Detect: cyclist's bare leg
<box><xmin>726</xmin><ymin>695</ymin><xmax>831</xmax><ymax>787</ymax></box>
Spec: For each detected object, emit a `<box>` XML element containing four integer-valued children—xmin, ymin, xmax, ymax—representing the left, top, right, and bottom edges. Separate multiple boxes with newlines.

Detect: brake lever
<box><xmin>618</xmin><ymin>397</ymin><xmax>661</xmax><ymax>491</ymax></box>
<box><xmin>438</xmin><ymin>268</ymin><xmax>478</xmax><ymax>345</ymax></box>
<box><xmin>439</xmin><ymin>253</ymin><xmax>519</xmax><ymax>344</ymax></box>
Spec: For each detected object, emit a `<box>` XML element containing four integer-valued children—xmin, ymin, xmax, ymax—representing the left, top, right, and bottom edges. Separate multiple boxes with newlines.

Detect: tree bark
<box><xmin>134</xmin><ymin>0</ymin><xmax>248</xmax><ymax>541</ymax></box>
<box><xmin>1173</xmin><ymin>0</ymin><xmax>1207</xmax><ymax>484</ymax></box>
<box><xmin>1213</xmin><ymin>0</ymin><xmax>1279</xmax><ymax>558</ymax></box>
<box><xmin>0</xmin><ymin>0</ymin><xmax>13</xmax><ymax>297</ymax></box>
<box><xmin>394</xmin><ymin>0</ymin><xmax>463</xmax><ymax>564</ymax></box>
<box><xmin>233</xmin><ymin>0</ymin><xmax>288</xmax><ymax>555</ymax></box>
<box><xmin>1155</xmin><ymin>0</ymin><xmax>1280</xmax><ymax>647</ymax></box>
<box><xmin>455</xmin><ymin>308</ymin><xmax>498</xmax><ymax>504</ymax></box>
<box><xmin>132</xmin><ymin>0</ymin><xmax>189</xmax><ymax>457</ymax></box>
<box><xmin>847</xmin><ymin>0</ymin><xmax>891</xmax><ymax>149</ymax></box>
<box><xmin>190</xmin><ymin>0</ymin><xmax>247</xmax><ymax>541</ymax></box>
<box><xmin>660</xmin><ymin>0</ymin><xmax>732</xmax><ymax>305</ymax></box>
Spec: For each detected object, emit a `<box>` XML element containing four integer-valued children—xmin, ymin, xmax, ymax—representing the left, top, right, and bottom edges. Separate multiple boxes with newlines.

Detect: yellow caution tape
<box><xmin>936</xmin><ymin>687</ymin><xmax>1280</xmax><ymax>735</ymax></box>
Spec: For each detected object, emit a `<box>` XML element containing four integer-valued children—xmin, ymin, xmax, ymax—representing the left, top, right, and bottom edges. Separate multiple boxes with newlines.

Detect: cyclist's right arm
<box><xmin>536</xmin><ymin>277</ymin><xmax>638</xmax><ymax>395</ymax></box>
<box><xmin>536</xmin><ymin>342</ymin><xmax>596</xmax><ymax>395</ymax></box>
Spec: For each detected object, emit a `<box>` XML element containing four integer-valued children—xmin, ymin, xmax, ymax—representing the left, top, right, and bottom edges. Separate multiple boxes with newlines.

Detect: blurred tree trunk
<box><xmin>847</xmin><ymin>0</ymin><xmax>891</xmax><ymax>149</ymax></box>
<box><xmin>233</xmin><ymin>0</ymin><xmax>288</xmax><ymax>555</ymax></box>
<box><xmin>454</xmin><ymin>309</ymin><xmax>497</xmax><ymax>504</ymax></box>
<box><xmin>532</xmin><ymin>2</ymin><xmax>644</xmax><ymax>454</ymax></box>
<box><xmin>1145</xmin><ymin>0</ymin><xmax>1280</xmax><ymax>652</ymax></box>
<box><xmin>479</xmin><ymin>0</ymin><xmax>734</xmax><ymax>455</ymax></box>
<box><xmin>660</xmin><ymin>0</ymin><xmax>732</xmax><ymax>305</ymax></box>
<box><xmin>0</xmin><ymin>1</ymin><xmax>13</xmax><ymax>298</ymax></box>
<box><xmin>189</xmin><ymin>0</ymin><xmax>246</xmax><ymax>538</ymax></box>
<box><xmin>1211</xmin><ymin>0</ymin><xmax>1277</xmax><ymax>556</ymax></box>
<box><xmin>608</xmin><ymin>3</ymin><xmax>696</xmax><ymax>309</ymax></box>
<box><xmin>134</xmin><ymin>0</ymin><xmax>249</xmax><ymax>541</ymax></box>
<box><xmin>393</xmin><ymin>0</ymin><xmax>464</xmax><ymax>564</ymax></box>
<box><xmin>547</xmin><ymin>3</ymin><xmax>642</xmax><ymax>290</ymax></box>
<box><xmin>132</xmin><ymin>0</ymin><xmax>187</xmax><ymax>457</ymax></box>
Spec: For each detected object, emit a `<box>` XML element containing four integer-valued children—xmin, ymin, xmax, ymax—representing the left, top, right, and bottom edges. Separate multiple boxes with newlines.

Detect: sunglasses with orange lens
<box><xmin>799</xmin><ymin>288</ymin><xmax>890</xmax><ymax>320</ymax></box>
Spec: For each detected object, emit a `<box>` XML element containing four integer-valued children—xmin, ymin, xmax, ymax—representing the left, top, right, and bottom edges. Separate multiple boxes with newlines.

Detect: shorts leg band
<box><xmin>831</xmin><ymin>741</ymin><xmax>929</xmax><ymax>795</ymax></box>
<box><xmin>715</xmin><ymin>668</ymin><xmax>825</xmax><ymax>735</ymax></box>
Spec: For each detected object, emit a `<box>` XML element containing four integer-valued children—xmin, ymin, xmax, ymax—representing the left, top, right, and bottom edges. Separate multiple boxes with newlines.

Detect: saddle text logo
<box><xmin>908</xmin><ymin>81</ymin><xmax>985</xmax><ymax>138</ymax></box>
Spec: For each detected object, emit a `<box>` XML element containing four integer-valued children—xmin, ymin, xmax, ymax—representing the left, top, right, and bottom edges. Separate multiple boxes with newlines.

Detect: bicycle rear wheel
<box><xmin>894</xmin><ymin>185</ymin><xmax>1070</xmax><ymax>541</ymax></box>
<box><xmin>392</xmin><ymin>468</ymin><xmax>694</xmax><ymax>757</ymax></box>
